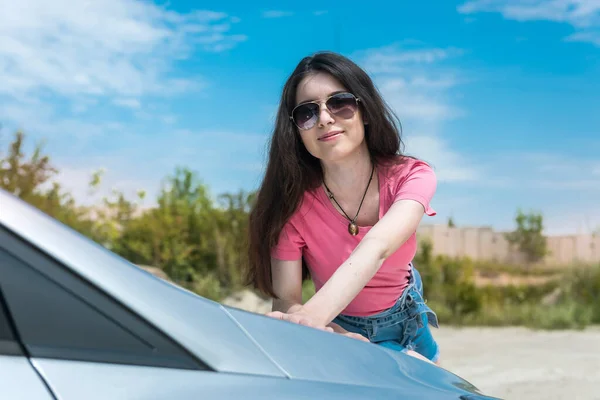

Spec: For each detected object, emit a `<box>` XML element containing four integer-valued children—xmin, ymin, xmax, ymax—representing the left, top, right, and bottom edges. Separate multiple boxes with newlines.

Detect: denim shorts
<box><xmin>331</xmin><ymin>264</ymin><xmax>440</xmax><ymax>362</ymax></box>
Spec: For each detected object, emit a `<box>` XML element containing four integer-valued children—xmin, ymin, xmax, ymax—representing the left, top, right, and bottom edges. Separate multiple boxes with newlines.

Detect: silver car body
<box><xmin>0</xmin><ymin>189</ymin><xmax>497</xmax><ymax>399</ymax></box>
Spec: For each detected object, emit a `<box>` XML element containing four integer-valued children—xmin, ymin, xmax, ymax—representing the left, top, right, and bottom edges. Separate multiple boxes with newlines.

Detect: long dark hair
<box><xmin>245</xmin><ymin>51</ymin><xmax>408</xmax><ymax>297</ymax></box>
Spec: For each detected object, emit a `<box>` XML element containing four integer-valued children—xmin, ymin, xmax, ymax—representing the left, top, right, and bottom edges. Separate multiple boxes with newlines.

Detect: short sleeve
<box><xmin>271</xmin><ymin>219</ymin><xmax>306</xmax><ymax>260</ymax></box>
<box><xmin>392</xmin><ymin>160</ymin><xmax>437</xmax><ymax>216</ymax></box>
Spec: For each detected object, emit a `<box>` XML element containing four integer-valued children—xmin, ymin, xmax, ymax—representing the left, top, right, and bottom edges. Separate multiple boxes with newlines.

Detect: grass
<box><xmin>473</xmin><ymin>260</ymin><xmax>569</xmax><ymax>277</ymax></box>
<box><xmin>431</xmin><ymin>300</ymin><xmax>593</xmax><ymax>330</ymax></box>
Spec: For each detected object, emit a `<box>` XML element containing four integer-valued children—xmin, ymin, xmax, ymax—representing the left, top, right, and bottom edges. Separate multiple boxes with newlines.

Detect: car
<box><xmin>0</xmin><ymin>188</ymin><xmax>499</xmax><ymax>399</ymax></box>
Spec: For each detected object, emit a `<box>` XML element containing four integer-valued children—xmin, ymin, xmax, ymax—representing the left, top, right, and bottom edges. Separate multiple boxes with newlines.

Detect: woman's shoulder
<box><xmin>378</xmin><ymin>155</ymin><xmax>435</xmax><ymax>184</ymax></box>
<box><xmin>379</xmin><ymin>155</ymin><xmax>437</xmax><ymax>215</ymax></box>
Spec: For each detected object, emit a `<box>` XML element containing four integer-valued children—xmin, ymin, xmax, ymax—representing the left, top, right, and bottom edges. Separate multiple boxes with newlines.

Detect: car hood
<box><xmin>226</xmin><ymin>307</ymin><xmax>494</xmax><ymax>398</ymax></box>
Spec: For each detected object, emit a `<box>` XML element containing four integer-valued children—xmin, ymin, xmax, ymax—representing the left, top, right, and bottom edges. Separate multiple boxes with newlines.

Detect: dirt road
<box><xmin>433</xmin><ymin>326</ymin><xmax>600</xmax><ymax>400</ymax></box>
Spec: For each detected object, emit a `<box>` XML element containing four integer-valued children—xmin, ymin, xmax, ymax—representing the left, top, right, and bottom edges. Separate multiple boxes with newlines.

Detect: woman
<box><xmin>245</xmin><ymin>51</ymin><xmax>440</xmax><ymax>364</ymax></box>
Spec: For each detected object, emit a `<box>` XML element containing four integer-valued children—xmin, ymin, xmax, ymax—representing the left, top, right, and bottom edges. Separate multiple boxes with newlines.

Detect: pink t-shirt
<box><xmin>271</xmin><ymin>157</ymin><xmax>437</xmax><ymax>317</ymax></box>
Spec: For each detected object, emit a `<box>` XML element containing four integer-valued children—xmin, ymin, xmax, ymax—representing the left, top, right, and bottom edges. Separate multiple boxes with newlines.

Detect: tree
<box><xmin>0</xmin><ymin>130</ymin><xmax>56</xmax><ymax>198</ymax></box>
<box><xmin>448</xmin><ymin>216</ymin><xmax>456</xmax><ymax>228</ymax></box>
<box><xmin>505</xmin><ymin>209</ymin><xmax>548</xmax><ymax>264</ymax></box>
<box><xmin>1</xmin><ymin>129</ymin><xmax>257</xmax><ymax>301</ymax></box>
<box><xmin>0</xmin><ymin>130</ymin><xmax>98</xmax><ymax>238</ymax></box>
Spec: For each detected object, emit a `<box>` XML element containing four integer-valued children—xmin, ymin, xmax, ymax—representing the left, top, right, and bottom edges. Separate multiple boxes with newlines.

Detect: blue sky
<box><xmin>1</xmin><ymin>0</ymin><xmax>599</xmax><ymax>234</ymax></box>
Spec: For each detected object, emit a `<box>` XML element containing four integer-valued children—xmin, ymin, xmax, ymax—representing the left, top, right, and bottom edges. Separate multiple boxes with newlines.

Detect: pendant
<box><xmin>348</xmin><ymin>222</ymin><xmax>359</xmax><ymax>236</ymax></box>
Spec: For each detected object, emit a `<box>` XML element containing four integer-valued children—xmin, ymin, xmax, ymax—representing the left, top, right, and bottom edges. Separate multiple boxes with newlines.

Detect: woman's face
<box><xmin>293</xmin><ymin>72</ymin><xmax>366</xmax><ymax>163</ymax></box>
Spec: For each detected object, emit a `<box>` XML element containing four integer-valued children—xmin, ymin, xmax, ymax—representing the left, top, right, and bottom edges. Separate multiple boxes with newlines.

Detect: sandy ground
<box><xmin>433</xmin><ymin>326</ymin><xmax>600</xmax><ymax>400</ymax></box>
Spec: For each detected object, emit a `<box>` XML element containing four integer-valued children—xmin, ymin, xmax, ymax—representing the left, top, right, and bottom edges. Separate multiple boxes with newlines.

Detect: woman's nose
<box><xmin>317</xmin><ymin>103</ymin><xmax>335</xmax><ymax>127</ymax></box>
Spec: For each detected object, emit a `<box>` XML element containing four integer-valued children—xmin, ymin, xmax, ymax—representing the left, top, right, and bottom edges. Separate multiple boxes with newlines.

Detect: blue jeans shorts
<box><xmin>331</xmin><ymin>264</ymin><xmax>440</xmax><ymax>362</ymax></box>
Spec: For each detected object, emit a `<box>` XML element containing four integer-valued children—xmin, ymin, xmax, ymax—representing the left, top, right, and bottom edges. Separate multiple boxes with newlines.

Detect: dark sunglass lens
<box><xmin>327</xmin><ymin>93</ymin><xmax>357</xmax><ymax>119</ymax></box>
<box><xmin>293</xmin><ymin>103</ymin><xmax>318</xmax><ymax>129</ymax></box>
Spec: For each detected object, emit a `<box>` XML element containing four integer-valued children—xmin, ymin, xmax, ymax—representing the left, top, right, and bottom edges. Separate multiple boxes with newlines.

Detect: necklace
<box><xmin>323</xmin><ymin>163</ymin><xmax>375</xmax><ymax>236</ymax></box>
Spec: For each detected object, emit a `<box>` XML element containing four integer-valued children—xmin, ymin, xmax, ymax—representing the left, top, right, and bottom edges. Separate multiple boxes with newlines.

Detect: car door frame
<box><xmin>0</xmin><ymin>224</ymin><xmax>215</xmax><ymax>400</ymax></box>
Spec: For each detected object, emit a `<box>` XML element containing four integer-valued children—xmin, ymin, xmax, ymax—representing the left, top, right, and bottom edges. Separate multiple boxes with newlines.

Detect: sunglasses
<box><xmin>290</xmin><ymin>92</ymin><xmax>361</xmax><ymax>130</ymax></box>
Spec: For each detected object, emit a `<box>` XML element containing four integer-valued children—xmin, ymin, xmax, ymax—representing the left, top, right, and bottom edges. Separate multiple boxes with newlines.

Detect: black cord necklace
<box><xmin>323</xmin><ymin>163</ymin><xmax>375</xmax><ymax>236</ymax></box>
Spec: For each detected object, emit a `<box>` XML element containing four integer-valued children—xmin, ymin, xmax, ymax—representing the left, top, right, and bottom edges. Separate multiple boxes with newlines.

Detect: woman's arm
<box><xmin>268</xmin><ymin>257</ymin><xmax>333</xmax><ymax>332</ymax></box>
<box><xmin>270</xmin><ymin>257</ymin><xmax>303</xmax><ymax>313</ymax></box>
<box><xmin>269</xmin><ymin>258</ymin><xmax>367</xmax><ymax>340</ymax></box>
<box><xmin>280</xmin><ymin>199</ymin><xmax>427</xmax><ymax>327</ymax></box>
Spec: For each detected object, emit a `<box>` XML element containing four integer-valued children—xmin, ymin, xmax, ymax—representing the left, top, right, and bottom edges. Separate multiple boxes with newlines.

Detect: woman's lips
<box><xmin>318</xmin><ymin>131</ymin><xmax>343</xmax><ymax>141</ymax></box>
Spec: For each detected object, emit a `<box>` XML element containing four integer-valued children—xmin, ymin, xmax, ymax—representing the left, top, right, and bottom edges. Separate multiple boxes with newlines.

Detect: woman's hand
<box><xmin>265</xmin><ymin>307</ymin><xmax>334</xmax><ymax>332</ymax></box>
<box><xmin>327</xmin><ymin>321</ymin><xmax>370</xmax><ymax>343</ymax></box>
<box><xmin>265</xmin><ymin>307</ymin><xmax>369</xmax><ymax>343</ymax></box>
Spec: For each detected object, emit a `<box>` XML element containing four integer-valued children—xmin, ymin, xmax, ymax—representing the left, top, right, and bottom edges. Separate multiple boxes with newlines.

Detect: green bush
<box><xmin>527</xmin><ymin>301</ymin><xmax>592</xmax><ymax>330</ymax></box>
<box><xmin>413</xmin><ymin>237</ymin><xmax>599</xmax><ymax>330</ymax></box>
<box><xmin>302</xmin><ymin>279</ymin><xmax>316</xmax><ymax>303</ymax></box>
<box><xmin>189</xmin><ymin>273</ymin><xmax>223</xmax><ymax>301</ymax></box>
<box><xmin>1</xmin><ymin>131</ymin><xmax>252</xmax><ymax>301</ymax></box>
<box><xmin>559</xmin><ymin>264</ymin><xmax>600</xmax><ymax>324</ymax></box>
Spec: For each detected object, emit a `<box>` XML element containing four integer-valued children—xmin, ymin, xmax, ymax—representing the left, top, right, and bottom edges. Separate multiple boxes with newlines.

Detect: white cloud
<box><xmin>565</xmin><ymin>30</ymin><xmax>600</xmax><ymax>45</ymax></box>
<box><xmin>261</xmin><ymin>10</ymin><xmax>294</xmax><ymax>18</ymax></box>
<box><xmin>528</xmin><ymin>153</ymin><xmax>600</xmax><ymax>190</ymax></box>
<box><xmin>357</xmin><ymin>44</ymin><xmax>466</xmax><ymax>122</ymax></box>
<box><xmin>534</xmin><ymin>179</ymin><xmax>600</xmax><ymax>190</ymax></box>
<box><xmin>361</xmin><ymin>46</ymin><xmax>464</xmax><ymax>73</ymax></box>
<box><xmin>530</xmin><ymin>152</ymin><xmax>598</xmax><ymax>174</ymax></box>
<box><xmin>0</xmin><ymin>0</ymin><xmax>245</xmax><ymax>156</ymax></box>
<box><xmin>354</xmin><ymin>43</ymin><xmax>479</xmax><ymax>183</ymax></box>
<box><xmin>404</xmin><ymin>135</ymin><xmax>480</xmax><ymax>183</ymax></box>
<box><xmin>381</xmin><ymin>85</ymin><xmax>463</xmax><ymax>121</ymax></box>
<box><xmin>113</xmin><ymin>98</ymin><xmax>142</xmax><ymax>110</ymax></box>
<box><xmin>26</xmin><ymin>127</ymin><xmax>269</xmax><ymax>207</ymax></box>
<box><xmin>458</xmin><ymin>0</ymin><xmax>600</xmax><ymax>46</ymax></box>
<box><xmin>0</xmin><ymin>99</ymin><xmax>123</xmax><ymax>141</ymax></box>
<box><xmin>0</xmin><ymin>0</ymin><xmax>245</xmax><ymax>102</ymax></box>
<box><xmin>475</xmin><ymin>151</ymin><xmax>600</xmax><ymax>194</ymax></box>
<box><xmin>161</xmin><ymin>115</ymin><xmax>178</xmax><ymax>125</ymax></box>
